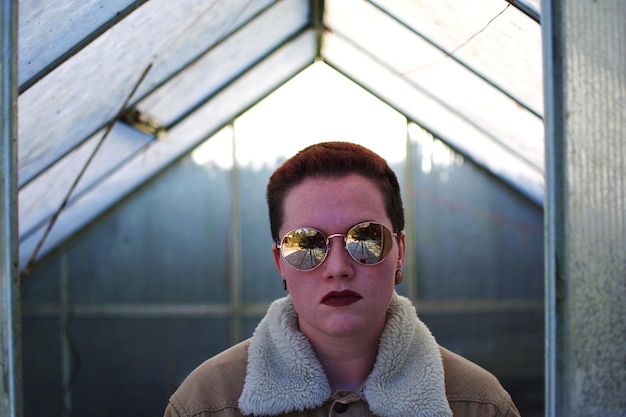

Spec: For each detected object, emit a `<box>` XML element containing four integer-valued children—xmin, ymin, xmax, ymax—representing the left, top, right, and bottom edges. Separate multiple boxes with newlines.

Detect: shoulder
<box><xmin>440</xmin><ymin>346</ymin><xmax>520</xmax><ymax>417</ymax></box>
<box><xmin>166</xmin><ymin>340</ymin><xmax>251</xmax><ymax>417</ymax></box>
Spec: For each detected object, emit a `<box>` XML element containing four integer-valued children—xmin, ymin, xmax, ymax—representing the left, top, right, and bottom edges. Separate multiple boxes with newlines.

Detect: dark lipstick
<box><xmin>321</xmin><ymin>290</ymin><xmax>362</xmax><ymax>307</ymax></box>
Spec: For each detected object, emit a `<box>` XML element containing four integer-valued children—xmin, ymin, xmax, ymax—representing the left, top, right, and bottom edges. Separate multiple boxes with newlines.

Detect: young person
<box><xmin>164</xmin><ymin>142</ymin><xmax>520</xmax><ymax>417</ymax></box>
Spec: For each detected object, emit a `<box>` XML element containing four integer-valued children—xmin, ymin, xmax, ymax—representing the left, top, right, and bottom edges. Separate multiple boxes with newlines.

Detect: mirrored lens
<box><xmin>346</xmin><ymin>222</ymin><xmax>394</xmax><ymax>265</ymax></box>
<box><xmin>279</xmin><ymin>222</ymin><xmax>396</xmax><ymax>271</ymax></box>
<box><xmin>280</xmin><ymin>228</ymin><xmax>327</xmax><ymax>271</ymax></box>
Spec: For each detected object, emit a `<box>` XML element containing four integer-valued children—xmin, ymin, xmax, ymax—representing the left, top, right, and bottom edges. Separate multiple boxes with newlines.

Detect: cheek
<box><xmin>360</xmin><ymin>265</ymin><xmax>397</xmax><ymax>292</ymax></box>
<box><xmin>284</xmin><ymin>273</ymin><xmax>316</xmax><ymax>297</ymax></box>
<box><xmin>284</xmin><ymin>278</ymin><xmax>319</xmax><ymax>315</ymax></box>
<box><xmin>377</xmin><ymin>265</ymin><xmax>400</xmax><ymax>296</ymax></box>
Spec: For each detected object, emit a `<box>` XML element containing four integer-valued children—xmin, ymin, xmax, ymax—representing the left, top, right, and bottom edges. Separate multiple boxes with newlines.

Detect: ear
<box><xmin>272</xmin><ymin>243</ymin><xmax>284</xmax><ymax>277</ymax></box>
<box><xmin>396</xmin><ymin>231</ymin><xmax>406</xmax><ymax>270</ymax></box>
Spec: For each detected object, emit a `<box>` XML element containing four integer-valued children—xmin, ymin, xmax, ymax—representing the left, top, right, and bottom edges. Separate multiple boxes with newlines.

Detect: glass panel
<box><xmin>140</xmin><ymin>0</ymin><xmax>310</xmax><ymax>126</ymax></box>
<box><xmin>19</xmin><ymin>123</ymin><xmax>153</xmax><ymax>240</ymax></box>
<box><xmin>18</xmin><ymin>0</ymin><xmax>141</xmax><ymax>86</ymax></box>
<box><xmin>70</xmin><ymin>318</ymin><xmax>230</xmax><ymax>417</ymax></box>
<box><xmin>18</xmin><ymin>0</ymin><xmax>274</xmax><ymax>186</ymax></box>
<box><xmin>409</xmin><ymin>126</ymin><xmax>544</xmax><ymax>301</ymax></box>
<box><xmin>18</xmin><ymin>30</ymin><xmax>316</xmax><ymax>270</ymax></box>
<box><xmin>234</xmin><ymin>62</ymin><xmax>407</xmax><ymax>169</ymax></box>
<box><xmin>323</xmin><ymin>32</ymin><xmax>544</xmax><ymax>205</ymax></box>
<box><xmin>21</xmin><ymin>318</ymin><xmax>61</xmax><ymax>417</ymax></box>
<box><xmin>326</xmin><ymin>0</ymin><xmax>543</xmax><ymax>172</ymax></box>
<box><xmin>64</xmin><ymin>154</ymin><xmax>231</xmax><ymax>304</ymax></box>
<box><xmin>421</xmin><ymin>312</ymin><xmax>543</xmax><ymax>416</ymax></box>
<box><xmin>370</xmin><ymin>0</ymin><xmax>543</xmax><ymax>114</ymax></box>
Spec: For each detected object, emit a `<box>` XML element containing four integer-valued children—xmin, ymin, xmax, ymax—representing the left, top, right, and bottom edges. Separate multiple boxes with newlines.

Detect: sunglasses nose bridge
<box><xmin>321</xmin><ymin>233</ymin><xmax>355</xmax><ymax>269</ymax></box>
<box><xmin>325</xmin><ymin>233</ymin><xmax>347</xmax><ymax>254</ymax></box>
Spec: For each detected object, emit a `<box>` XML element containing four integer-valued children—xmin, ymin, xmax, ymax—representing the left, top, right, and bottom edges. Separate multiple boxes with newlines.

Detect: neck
<box><xmin>302</xmin><ymin>324</ymin><xmax>384</xmax><ymax>393</ymax></box>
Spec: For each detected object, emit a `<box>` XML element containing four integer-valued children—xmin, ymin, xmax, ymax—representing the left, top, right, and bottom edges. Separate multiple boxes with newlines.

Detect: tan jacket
<box><xmin>165</xmin><ymin>295</ymin><xmax>520</xmax><ymax>417</ymax></box>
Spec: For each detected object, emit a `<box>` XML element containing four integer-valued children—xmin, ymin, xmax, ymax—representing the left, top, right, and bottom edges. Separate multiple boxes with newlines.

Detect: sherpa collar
<box><xmin>238</xmin><ymin>293</ymin><xmax>452</xmax><ymax>417</ymax></box>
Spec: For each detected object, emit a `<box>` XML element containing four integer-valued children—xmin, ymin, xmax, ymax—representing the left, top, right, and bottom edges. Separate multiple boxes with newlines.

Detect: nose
<box><xmin>322</xmin><ymin>235</ymin><xmax>354</xmax><ymax>279</ymax></box>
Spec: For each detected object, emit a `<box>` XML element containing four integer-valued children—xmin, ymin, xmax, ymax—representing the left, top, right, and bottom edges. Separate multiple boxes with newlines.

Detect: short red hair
<box><xmin>266</xmin><ymin>142</ymin><xmax>405</xmax><ymax>242</ymax></box>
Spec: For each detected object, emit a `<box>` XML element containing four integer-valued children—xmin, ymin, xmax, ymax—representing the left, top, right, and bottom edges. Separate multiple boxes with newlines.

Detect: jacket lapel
<box><xmin>238</xmin><ymin>294</ymin><xmax>452</xmax><ymax>417</ymax></box>
<box><xmin>238</xmin><ymin>297</ymin><xmax>330</xmax><ymax>415</ymax></box>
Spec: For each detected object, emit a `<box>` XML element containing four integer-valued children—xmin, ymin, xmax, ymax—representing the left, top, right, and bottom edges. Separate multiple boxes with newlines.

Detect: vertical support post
<box><xmin>229</xmin><ymin>125</ymin><xmax>241</xmax><ymax>345</ymax></box>
<box><xmin>542</xmin><ymin>0</ymin><xmax>626</xmax><ymax>416</ymax></box>
<box><xmin>541</xmin><ymin>2</ymin><xmax>563</xmax><ymax>414</ymax></box>
<box><xmin>0</xmin><ymin>1</ymin><xmax>22</xmax><ymax>416</ymax></box>
<box><xmin>404</xmin><ymin>122</ymin><xmax>417</xmax><ymax>301</ymax></box>
<box><xmin>311</xmin><ymin>0</ymin><xmax>325</xmax><ymax>60</ymax></box>
<box><xmin>60</xmin><ymin>254</ymin><xmax>72</xmax><ymax>417</ymax></box>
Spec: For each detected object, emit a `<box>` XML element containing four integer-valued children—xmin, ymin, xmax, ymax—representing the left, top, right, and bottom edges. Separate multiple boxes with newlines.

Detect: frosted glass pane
<box><xmin>327</xmin><ymin>0</ymin><xmax>543</xmax><ymax>170</ymax></box>
<box><xmin>19</xmin><ymin>30</ymin><xmax>316</xmax><ymax>269</ymax></box>
<box><xmin>370</xmin><ymin>0</ymin><xmax>543</xmax><ymax>114</ymax></box>
<box><xmin>324</xmin><ymin>33</ymin><xmax>543</xmax><ymax>205</ymax></box>
<box><xmin>18</xmin><ymin>123</ymin><xmax>152</xmax><ymax>240</ymax></box>
<box><xmin>234</xmin><ymin>62</ymin><xmax>407</xmax><ymax>168</ymax></box>
<box><xmin>18</xmin><ymin>0</ymin><xmax>274</xmax><ymax>186</ymax></box>
<box><xmin>140</xmin><ymin>0</ymin><xmax>310</xmax><ymax>126</ymax></box>
<box><xmin>18</xmin><ymin>0</ymin><xmax>140</xmax><ymax>86</ymax></box>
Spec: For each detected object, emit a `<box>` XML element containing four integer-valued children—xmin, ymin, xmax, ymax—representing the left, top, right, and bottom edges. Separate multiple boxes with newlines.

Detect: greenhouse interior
<box><xmin>3</xmin><ymin>1</ymin><xmax>625</xmax><ymax>417</ymax></box>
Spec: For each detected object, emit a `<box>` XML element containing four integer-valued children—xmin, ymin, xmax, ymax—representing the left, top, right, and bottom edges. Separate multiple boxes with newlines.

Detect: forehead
<box><xmin>281</xmin><ymin>174</ymin><xmax>389</xmax><ymax>232</ymax></box>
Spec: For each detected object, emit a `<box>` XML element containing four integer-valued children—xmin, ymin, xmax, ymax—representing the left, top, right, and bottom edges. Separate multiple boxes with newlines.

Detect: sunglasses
<box><xmin>277</xmin><ymin>222</ymin><xmax>398</xmax><ymax>271</ymax></box>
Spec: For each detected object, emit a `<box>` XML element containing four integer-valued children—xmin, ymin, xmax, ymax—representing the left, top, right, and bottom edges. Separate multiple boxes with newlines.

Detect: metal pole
<box><xmin>1</xmin><ymin>1</ymin><xmax>22</xmax><ymax>417</ymax></box>
<box><xmin>542</xmin><ymin>0</ymin><xmax>626</xmax><ymax>415</ymax></box>
<box><xmin>540</xmin><ymin>1</ymin><xmax>562</xmax><ymax>414</ymax></box>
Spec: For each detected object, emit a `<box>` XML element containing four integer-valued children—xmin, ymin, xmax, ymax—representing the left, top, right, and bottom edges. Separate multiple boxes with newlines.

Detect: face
<box><xmin>272</xmin><ymin>174</ymin><xmax>406</xmax><ymax>342</ymax></box>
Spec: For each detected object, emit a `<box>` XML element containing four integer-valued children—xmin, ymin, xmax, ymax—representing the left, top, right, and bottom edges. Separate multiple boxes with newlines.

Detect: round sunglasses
<box><xmin>277</xmin><ymin>222</ymin><xmax>398</xmax><ymax>271</ymax></box>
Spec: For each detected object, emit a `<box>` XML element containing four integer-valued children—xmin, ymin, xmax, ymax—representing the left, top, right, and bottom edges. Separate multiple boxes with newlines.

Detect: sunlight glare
<box><xmin>234</xmin><ymin>62</ymin><xmax>407</xmax><ymax>170</ymax></box>
<box><xmin>191</xmin><ymin>125</ymin><xmax>234</xmax><ymax>169</ymax></box>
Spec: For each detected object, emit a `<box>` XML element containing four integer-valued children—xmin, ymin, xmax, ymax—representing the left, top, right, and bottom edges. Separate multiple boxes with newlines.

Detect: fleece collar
<box><xmin>238</xmin><ymin>294</ymin><xmax>452</xmax><ymax>417</ymax></box>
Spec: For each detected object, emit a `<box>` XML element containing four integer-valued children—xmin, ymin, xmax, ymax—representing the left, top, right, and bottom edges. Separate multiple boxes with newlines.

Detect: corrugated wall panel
<box><xmin>543</xmin><ymin>0</ymin><xmax>626</xmax><ymax>415</ymax></box>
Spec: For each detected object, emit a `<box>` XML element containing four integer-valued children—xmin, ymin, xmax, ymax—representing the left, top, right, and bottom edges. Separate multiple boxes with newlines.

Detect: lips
<box><xmin>321</xmin><ymin>290</ymin><xmax>362</xmax><ymax>307</ymax></box>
